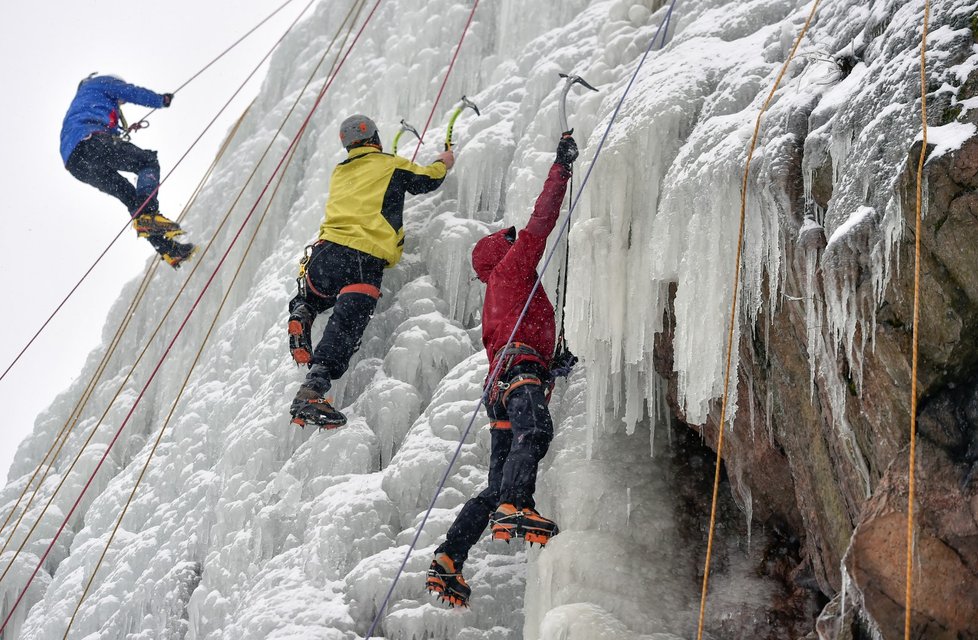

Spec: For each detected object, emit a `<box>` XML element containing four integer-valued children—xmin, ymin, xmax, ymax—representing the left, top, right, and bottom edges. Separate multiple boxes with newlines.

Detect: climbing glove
<box><xmin>556</xmin><ymin>133</ymin><xmax>578</xmax><ymax>168</ymax></box>
<box><xmin>162</xmin><ymin>93</ymin><xmax>174</xmax><ymax>107</ymax></box>
<box><xmin>550</xmin><ymin>346</ymin><xmax>578</xmax><ymax>378</ymax></box>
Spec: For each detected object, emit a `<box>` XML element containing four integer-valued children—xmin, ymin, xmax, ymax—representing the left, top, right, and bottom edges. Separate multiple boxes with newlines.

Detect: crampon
<box><xmin>426</xmin><ymin>553</ymin><xmax>470</xmax><ymax>608</ymax></box>
<box><xmin>490</xmin><ymin>504</ymin><xmax>559</xmax><ymax>546</ymax></box>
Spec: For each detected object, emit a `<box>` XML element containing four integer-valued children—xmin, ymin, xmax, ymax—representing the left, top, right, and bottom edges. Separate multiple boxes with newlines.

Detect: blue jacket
<box><xmin>60</xmin><ymin>76</ymin><xmax>166</xmax><ymax>165</ymax></box>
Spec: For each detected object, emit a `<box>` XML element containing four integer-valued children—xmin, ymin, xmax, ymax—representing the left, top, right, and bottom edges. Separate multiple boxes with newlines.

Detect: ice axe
<box><xmin>391</xmin><ymin>119</ymin><xmax>421</xmax><ymax>155</ymax></box>
<box><xmin>557</xmin><ymin>73</ymin><xmax>598</xmax><ymax>134</ymax></box>
<box><xmin>445</xmin><ymin>95</ymin><xmax>481</xmax><ymax>150</ymax></box>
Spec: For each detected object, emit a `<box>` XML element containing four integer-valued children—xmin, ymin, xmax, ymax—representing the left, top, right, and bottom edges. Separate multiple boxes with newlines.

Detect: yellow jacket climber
<box><xmin>318</xmin><ymin>145</ymin><xmax>448</xmax><ymax>267</ymax></box>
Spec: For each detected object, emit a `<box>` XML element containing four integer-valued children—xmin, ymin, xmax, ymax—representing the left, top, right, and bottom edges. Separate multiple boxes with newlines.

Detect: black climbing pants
<box><xmin>65</xmin><ymin>134</ymin><xmax>161</xmax><ymax>215</ymax></box>
<box><xmin>290</xmin><ymin>241</ymin><xmax>385</xmax><ymax>394</ymax></box>
<box><xmin>436</xmin><ymin>362</ymin><xmax>554</xmax><ymax>565</ymax></box>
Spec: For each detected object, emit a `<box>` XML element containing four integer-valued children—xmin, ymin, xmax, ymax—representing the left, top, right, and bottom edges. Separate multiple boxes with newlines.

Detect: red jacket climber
<box><xmin>426</xmin><ymin>133</ymin><xmax>579</xmax><ymax>608</ymax></box>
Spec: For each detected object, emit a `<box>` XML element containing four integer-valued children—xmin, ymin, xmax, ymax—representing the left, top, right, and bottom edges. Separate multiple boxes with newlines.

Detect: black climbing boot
<box><xmin>289</xmin><ymin>385</ymin><xmax>346</xmax><ymax>429</ymax></box>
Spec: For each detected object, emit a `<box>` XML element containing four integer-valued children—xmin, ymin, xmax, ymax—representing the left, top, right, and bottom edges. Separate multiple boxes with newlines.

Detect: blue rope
<box><xmin>363</xmin><ymin>2</ymin><xmax>678</xmax><ymax>636</ymax></box>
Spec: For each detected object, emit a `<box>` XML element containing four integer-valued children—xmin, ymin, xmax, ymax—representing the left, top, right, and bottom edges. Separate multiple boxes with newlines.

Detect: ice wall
<box><xmin>1</xmin><ymin>0</ymin><xmax>970</xmax><ymax>638</ymax></box>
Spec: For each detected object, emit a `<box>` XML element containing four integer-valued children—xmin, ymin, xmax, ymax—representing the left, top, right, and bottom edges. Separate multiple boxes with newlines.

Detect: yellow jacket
<box><xmin>318</xmin><ymin>146</ymin><xmax>447</xmax><ymax>267</ymax></box>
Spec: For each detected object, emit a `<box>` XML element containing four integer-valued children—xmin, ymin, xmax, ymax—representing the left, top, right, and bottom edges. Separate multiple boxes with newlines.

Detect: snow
<box><xmin>1</xmin><ymin>0</ymin><xmax>975</xmax><ymax>638</ymax></box>
<box><xmin>919</xmin><ymin>120</ymin><xmax>978</xmax><ymax>161</ymax></box>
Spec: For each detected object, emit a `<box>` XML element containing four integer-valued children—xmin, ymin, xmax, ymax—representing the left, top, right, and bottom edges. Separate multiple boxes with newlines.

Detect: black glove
<box><xmin>162</xmin><ymin>93</ymin><xmax>174</xmax><ymax>108</ymax></box>
<box><xmin>550</xmin><ymin>346</ymin><xmax>578</xmax><ymax>378</ymax></box>
<box><xmin>556</xmin><ymin>132</ymin><xmax>578</xmax><ymax>167</ymax></box>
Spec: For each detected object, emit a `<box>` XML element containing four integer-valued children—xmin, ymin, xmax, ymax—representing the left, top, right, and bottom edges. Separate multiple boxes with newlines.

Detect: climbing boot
<box><xmin>288</xmin><ymin>304</ymin><xmax>314</xmax><ymax>366</ymax></box>
<box><xmin>132</xmin><ymin>212</ymin><xmax>185</xmax><ymax>239</ymax></box>
<box><xmin>289</xmin><ymin>385</ymin><xmax>346</xmax><ymax>429</ymax></box>
<box><xmin>490</xmin><ymin>504</ymin><xmax>559</xmax><ymax>546</ymax></box>
<box><xmin>147</xmin><ymin>235</ymin><xmax>197</xmax><ymax>269</ymax></box>
<box><xmin>426</xmin><ymin>553</ymin><xmax>470</xmax><ymax>608</ymax></box>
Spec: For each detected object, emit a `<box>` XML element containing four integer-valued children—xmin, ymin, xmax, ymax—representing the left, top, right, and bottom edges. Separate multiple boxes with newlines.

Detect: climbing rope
<box><xmin>60</xmin><ymin>4</ymin><xmax>365</xmax><ymax>635</ymax></box>
<box><xmin>0</xmin><ymin>110</ymin><xmax>247</xmax><ymax>561</ymax></box>
<box><xmin>409</xmin><ymin>0</ymin><xmax>480</xmax><ymax>162</ymax></box>
<box><xmin>0</xmin><ymin>0</ymin><xmax>317</xmax><ymax>588</ymax></box>
<box><xmin>554</xmin><ymin>171</ymin><xmax>574</xmax><ymax>358</ymax></box>
<box><xmin>905</xmin><ymin>1</ymin><xmax>930</xmax><ymax>637</ymax></box>
<box><xmin>364</xmin><ymin>2</ymin><xmax>677</xmax><ymax>636</ymax></box>
<box><xmin>0</xmin><ymin>1</ymin><xmax>384</xmax><ymax>632</ymax></box>
<box><xmin>0</xmin><ymin>0</ymin><xmax>315</xmax><ymax>387</ymax></box>
<box><xmin>125</xmin><ymin>0</ymin><xmax>302</xmax><ymax>133</ymax></box>
<box><xmin>694</xmin><ymin>2</ymin><xmax>821</xmax><ymax>638</ymax></box>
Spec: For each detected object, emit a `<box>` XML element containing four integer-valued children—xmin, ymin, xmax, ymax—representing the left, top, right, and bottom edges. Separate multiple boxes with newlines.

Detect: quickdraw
<box><xmin>295</xmin><ymin>242</ymin><xmax>316</xmax><ymax>300</ymax></box>
<box><xmin>117</xmin><ymin>108</ymin><xmax>150</xmax><ymax>142</ymax></box>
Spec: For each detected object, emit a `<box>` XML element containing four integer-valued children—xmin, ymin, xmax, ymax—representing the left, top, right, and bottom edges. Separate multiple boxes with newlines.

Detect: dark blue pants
<box><xmin>65</xmin><ymin>134</ymin><xmax>160</xmax><ymax>215</ymax></box>
<box><xmin>289</xmin><ymin>241</ymin><xmax>385</xmax><ymax>394</ymax></box>
<box><xmin>436</xmin><ymin>364</ymin><xmax>553</xmax><ymax>565</ymax></box>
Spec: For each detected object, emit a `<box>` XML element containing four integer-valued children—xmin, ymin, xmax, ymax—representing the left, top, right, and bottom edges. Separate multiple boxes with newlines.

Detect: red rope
<box><xmin>409</xmin><ymin>0</ymin><xmax>480</xmax><ymax>162</ymax></box>
<box><xmin>0</xmin><ymin>1</ymin><xmax>384</xmax><ymax>631</ymax></box>
<box><xmin>0</xmin><ymin>0</ymin><xmax>317</xmax><ymax>387</ymax></box>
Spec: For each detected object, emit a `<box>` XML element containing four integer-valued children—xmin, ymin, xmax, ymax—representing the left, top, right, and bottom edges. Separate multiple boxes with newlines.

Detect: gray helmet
<box><xmin>339</xmin><ymin>114</ymin><xmax>379</xmax><ymax>149</ymax></box>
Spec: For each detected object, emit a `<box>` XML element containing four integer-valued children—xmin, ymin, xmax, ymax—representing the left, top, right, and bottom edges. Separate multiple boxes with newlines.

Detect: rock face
<box><xmin>653</xmin><ymin>55</ymin><xmax>978</xmax><ymax>640</ymax></box>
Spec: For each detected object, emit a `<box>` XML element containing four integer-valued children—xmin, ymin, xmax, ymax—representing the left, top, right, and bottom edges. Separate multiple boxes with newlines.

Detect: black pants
<box><xmin>65</xmin><ymin>134</ymin><xmax>161</xmax><ymax>215</ymax></box>
<box><xmin>436</xmin><ymin>363</ymin><xmax>554</xmax><ymax>565</ymax></box>
<box><xmin>289</xmin><ymin>241</ymin><xmax>385</xmax><ymax>394</ymax></box>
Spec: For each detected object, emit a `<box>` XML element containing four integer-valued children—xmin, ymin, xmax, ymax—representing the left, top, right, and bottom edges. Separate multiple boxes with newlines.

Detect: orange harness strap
<box><xmin>305</xmin><ymin>273</ymin><xmax>329</xmax><ymax>299</ymax></box>
<box><xmin>489</xmin><ymin>420</ymin><xmax>511</xmax><ymax>431</ymax></box>
<box><xmin>339</xmin><ymin>283</ymin><xmax>381</xmax><ymax>299</ymax></box>
<box><xmin>500</xmin><ymin>374</ymin><xmax>542</xmax><ymax>407</ymax></box>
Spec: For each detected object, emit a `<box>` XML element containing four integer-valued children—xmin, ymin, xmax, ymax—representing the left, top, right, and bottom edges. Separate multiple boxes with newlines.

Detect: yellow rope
<box><xmin>695</xmin><ymin>2</ymin><xmax>821</xmax><ymax>638</ymax></box>
<box><xmin>0</xmin><ymin>110</ymin><xmax>243</xmax><ymax>561</ymax></box>
<box><xmin>61</xmin><ymin>3</ymin><xmax>365</xmax><ymax>635</ymax></box>
<box><xmin>905</xmin><ymin>0</ymin><xmax>929</xmax><ymax>637</ymax></box>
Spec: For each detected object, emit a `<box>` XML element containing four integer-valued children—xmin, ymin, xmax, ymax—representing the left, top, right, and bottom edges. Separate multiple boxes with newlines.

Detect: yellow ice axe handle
<box><xmin>446</xmin><ymin>107</ymin><xmax>464</xmax><ymax>150</ymax></box>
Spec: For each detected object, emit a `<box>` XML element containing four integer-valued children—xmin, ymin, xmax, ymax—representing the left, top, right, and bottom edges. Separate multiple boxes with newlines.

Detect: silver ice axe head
<box><xmin>446</xmin><ymin>95</ymin><xmax>483</xmax><ymax>150</ymax></box>
<box><xmin>392</xmin><ymin>118</ymin><xmax>422</xmax><ymax>155</ymax></box>
<box><xmin>460</xmin><ymin>95</ymin><xmax>482</xmax><ymax>117</ymax></box>
<box><xmin>558</xmin><ymin>72</ymin><xmax>599</xmax><ymax>135</ymax></box>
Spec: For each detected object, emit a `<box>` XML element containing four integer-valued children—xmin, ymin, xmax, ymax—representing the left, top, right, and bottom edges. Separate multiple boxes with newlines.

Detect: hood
<box><xmin>471</xmin><ymin>227</ymin><xmax>515</xmax><ymax>282</ymax></box>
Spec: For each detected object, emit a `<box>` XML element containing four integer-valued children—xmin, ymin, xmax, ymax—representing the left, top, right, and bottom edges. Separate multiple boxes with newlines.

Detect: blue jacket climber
<box><xmin>60</xmin><ymin>74</ymin><xmax>194</xmax><ymax>268</ymax></box>
<box><xmin>60</xmin><ymin>75</ymin><xmax>168</xmax><ymax>165</ymax></box>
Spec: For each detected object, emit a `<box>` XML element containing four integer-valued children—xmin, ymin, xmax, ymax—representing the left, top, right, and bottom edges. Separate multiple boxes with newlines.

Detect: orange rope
<box><xmin>695</xmin><ymin>2</ymin><xmax>821</xmax><ymax>638</ymax></box>
<box><xmin>905</xmin><ymin>0</ymin><xmax>929</xmax><ymax>637</ymax></box>
<box><xmin>60</xmin><ymin>5</ymin><xmax>365</xmax><ymax>635</ymax></box>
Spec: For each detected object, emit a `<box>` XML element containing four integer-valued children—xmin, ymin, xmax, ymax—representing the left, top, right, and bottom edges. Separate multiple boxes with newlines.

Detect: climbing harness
<box><xmin>392</xmin><ymin>118</ymin><xmax>422</xmax><ymax>155</ymax></box>
<box><xmin>445</xmin><ymin>95</ymin><xmax>481</xmax><ymax>150</ymax></box>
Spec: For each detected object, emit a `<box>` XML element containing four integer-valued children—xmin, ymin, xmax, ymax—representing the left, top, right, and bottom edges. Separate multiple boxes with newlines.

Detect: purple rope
<box><xmin>363</xmin><ymin>2</ymin><xmax>678</xmax><ymax>636</ymax></box>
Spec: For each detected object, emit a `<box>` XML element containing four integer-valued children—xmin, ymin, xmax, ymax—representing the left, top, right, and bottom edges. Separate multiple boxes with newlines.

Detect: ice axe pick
<box><xmin>446</xmin><ymin>95</ymin><xmax>481</xmax><ymax>150</ymax></box>
<box><xmin>392</xmin><ymin>118</ymin><xmax>422</xmax><ymax>155</ymax></box>
<box><xmin>557</xmin><ymin>72</ymin><xmax>598</xmax><ymax>134</ymax></box>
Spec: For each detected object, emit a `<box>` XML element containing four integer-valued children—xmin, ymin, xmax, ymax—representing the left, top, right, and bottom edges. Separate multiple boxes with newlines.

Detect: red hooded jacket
<box><xmin>471</xmin><ymin>163</ymin><xmax>571</xmax><ymax>370</ymax></box>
